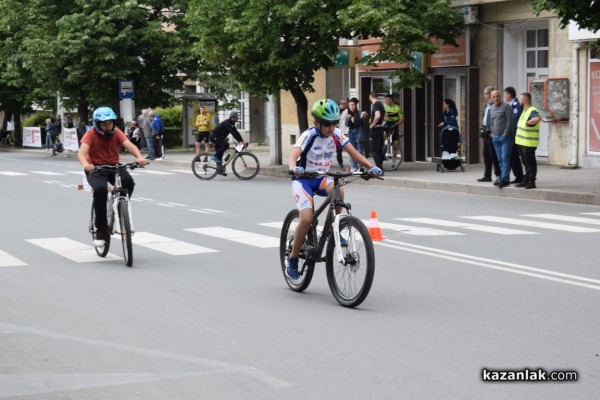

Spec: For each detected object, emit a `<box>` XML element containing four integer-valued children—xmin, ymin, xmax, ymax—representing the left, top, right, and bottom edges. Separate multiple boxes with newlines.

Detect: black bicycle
<box><xmin>192</xmin><ymin>143</ymin><xmax>260</xmax><ymax>180</ymax></box>
<box><xmin>89</xmin><ymin>162</ymin><xmax>140</xmax><ymax>267</ymax></box>
<box><xmin>280</xmin><ymin>170</ymin><xmax>381</xmax><ymax>308</ymax></box>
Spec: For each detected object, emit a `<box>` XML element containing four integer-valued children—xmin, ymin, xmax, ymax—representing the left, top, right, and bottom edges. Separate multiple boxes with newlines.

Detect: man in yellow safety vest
<box><xmin>515</xmin><ymin>92</ymin><xmax>541</xmax><ymax>189</ymax></box>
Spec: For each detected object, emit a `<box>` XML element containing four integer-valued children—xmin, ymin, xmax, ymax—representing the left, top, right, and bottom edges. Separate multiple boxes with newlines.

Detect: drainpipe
<box><xmin>570</xmin><ymin>41</ymin><xmax>585</xmax><ymax>166</ymax></box>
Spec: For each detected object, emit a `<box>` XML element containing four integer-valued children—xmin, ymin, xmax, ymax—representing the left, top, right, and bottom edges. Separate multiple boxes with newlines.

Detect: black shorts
<box><xmin>196</xmin><ymin>131</ymin><xmax>210</xmax><ymax>143</ymax></box>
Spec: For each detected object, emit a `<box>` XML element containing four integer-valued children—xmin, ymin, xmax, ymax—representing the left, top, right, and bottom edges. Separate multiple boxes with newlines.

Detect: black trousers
<box><xmin>370</xmin><ymin>127</ymin><xmax>384</xmax><ymax>169</ymax></box>
<box><xmin>518</xmin><ymin>145</ymin><xmax>537</xmax><ymax>181</ymax></box>
<box><xmin>482</xmin><ymin>134</ymin><xmax>500</xmax><ymax>178</ymax></box>
<box><xmin>210</xmin><ymin>134</ymin><xmax>229</xmax><ymax>161</ymax></box>
<box><xmin>87</xmin><ymin>168</ymin><xmax>135</xmax><ymax>229</ymax></box>
<box><xmin>510</xmin><ymin>138</ymin><xmax>524</xmax><ymax>181</ymax></box>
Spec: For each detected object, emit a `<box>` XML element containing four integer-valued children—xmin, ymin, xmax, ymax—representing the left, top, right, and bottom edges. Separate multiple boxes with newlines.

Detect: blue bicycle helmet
<box><xmin>93</xmin><ymin>107</ymin><xmax>118</xmax><ymax>138</ymax></box>
<box><xmin>311</xmin><ymin>99</ymin><xmax>341</xmax><ymax>122</ymax></box>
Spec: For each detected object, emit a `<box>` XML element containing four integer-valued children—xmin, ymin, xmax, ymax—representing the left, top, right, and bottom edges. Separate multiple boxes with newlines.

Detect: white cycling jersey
<box><xmin>294</xmin><ymin>127</ymin><xmax>349</xmax><ymax>173</ymax></box>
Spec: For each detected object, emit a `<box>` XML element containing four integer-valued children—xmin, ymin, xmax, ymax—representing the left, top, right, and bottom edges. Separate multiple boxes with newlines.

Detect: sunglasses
<box><xmin>318</xmin><ymin>119</ymin><xmax>339</xmax><ymax>127</ymax></box>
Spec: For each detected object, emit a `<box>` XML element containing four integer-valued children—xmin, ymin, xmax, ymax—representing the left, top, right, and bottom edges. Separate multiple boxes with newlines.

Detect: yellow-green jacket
<box><xmin>515</xmin><ymin>106</ymin><xmax>540</xmax><ymax>147</ymax></box>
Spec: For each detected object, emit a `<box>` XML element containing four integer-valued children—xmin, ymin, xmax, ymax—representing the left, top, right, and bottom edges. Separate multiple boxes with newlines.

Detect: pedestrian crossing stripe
<box><xmin>168</xmin><ymin>169</ymin><xmax>193</xmax><ymax>174</ymax></box>
<box><xmin>362</xmin><ymin>220</ymin><xmax>464</xmax><ymax>236</ymax></box>
<box><xmin>132</xmin><ymin>232</ymin><xmax>217</xmax><ymax>255</ymax></box>
<box><xmin>136</xmin><ymin>170</ymin><xmax>175</xmax><ymax>175</ymax></box>
<box><xmin>397</xmin><ymin>217</ymin><xmax>536</xmax><ymax>235</ymax></box>
<box><xmin>462</xmin><ymin>216</ymin><xmax>600</xmax><ymax>233</ymax></box>
<box><xmin>0</xmin><ymin>249</ymin><xmax>27</xmax><ymax>267</ymax></box>
<box><xmin>524</xmin><ymin>214</ymin><xmax>600</xmax><ymax>225</ymax></box>
<box><xmin>0</xmin><ymin>171</ymin><xmax>27</xmax><ymax>176</ymax></box>
<box><xmin>581</xmin><ymin>212</ymin><xmax>600</xmax><ymax>216</ymax></box>
<box><xmin>185</xmin><ymin>227</ymin><xmax>279</xmax><ymax>248</ymax></box>
<box><xmin>26</xmin><ymin>238</ymin><xmax>121</xmax><ymax>263</ymax></box>
<box><xmin>30</xmin><ymin>171</ymin><xmax>65</xmax><ymax>176</ymax></box>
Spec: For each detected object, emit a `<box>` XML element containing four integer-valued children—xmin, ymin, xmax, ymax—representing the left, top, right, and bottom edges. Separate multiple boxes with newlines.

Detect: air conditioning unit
<box><xmin>463</xmin><ymin>6</ymin><xmax>479</xmax><ymax>25</ymax></box>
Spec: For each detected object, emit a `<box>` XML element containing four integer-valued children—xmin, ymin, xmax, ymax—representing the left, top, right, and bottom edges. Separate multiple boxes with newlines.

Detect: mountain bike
<box><xmin>382</xmin><ymin>123</ymin><xmax>403</xmax><ymax>171</ymax></box>
<box><xmin>192</xmin><ymin>143</ymin><xmax>260</xmax><ymax>180</ymax></box>
<box><xmin>89</xmin><ymin>162</ymin><xmax>140</xmax><ymax>267</ymax></box>
<box><xmin>279</xmin><ymin>170</ymin><xmax>381</xmax><ymax>308</ymax></box>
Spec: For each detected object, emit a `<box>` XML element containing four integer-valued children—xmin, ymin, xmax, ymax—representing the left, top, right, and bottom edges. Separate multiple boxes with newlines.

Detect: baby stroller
<box><xmin>436</xmin><ymin>125</ymin><xmax>464</xmax><ymax>173</ymax></box>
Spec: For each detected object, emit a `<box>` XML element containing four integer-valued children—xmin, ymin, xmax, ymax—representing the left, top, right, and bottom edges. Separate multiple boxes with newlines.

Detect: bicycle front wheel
<box><xmin>232</xmin><ymin>152</ymin><xmax>260</xmax><ymax>180</ymax></box>
<box><xmin>90</xmin><ymin>200</ymin><xmax>110</xmax><ymax>257</ymax></box>
<box><xmin>280</xmin><ymin>209</ymin><xmax>315</xmax><ymax>292</ymax></box>
<box><xmin>325</xmin><ymin>216</ymin><xmax>375</xmax><ymax>308</ymax></box>
<box><xmin>192</xmin><ymin>153</ymin><xmax>218</xmax><ymax>180</ymax></box>
<box><xmin>118</xmin><ymin>198</ymin><xmax>133</xmax><ymax>267</ymax></box>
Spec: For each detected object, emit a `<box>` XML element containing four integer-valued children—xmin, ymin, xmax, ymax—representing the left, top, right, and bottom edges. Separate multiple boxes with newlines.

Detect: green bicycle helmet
<box><xmin>311</xmin><ymin>99</ymin><xmax>341</xmax><ymax>122</ymax></box>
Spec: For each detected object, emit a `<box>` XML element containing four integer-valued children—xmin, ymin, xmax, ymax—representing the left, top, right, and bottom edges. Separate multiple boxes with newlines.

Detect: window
<box><xmin>526</xmin><ymin>29</ymin><xmax>549</xmax><ymax>69</ymax></box>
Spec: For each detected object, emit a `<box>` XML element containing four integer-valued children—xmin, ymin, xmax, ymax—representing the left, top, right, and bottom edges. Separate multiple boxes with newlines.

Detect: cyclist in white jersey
<box><xmin>285</xmin><ymin>99</ymin><xmax>382</xmax><ymax>279</ymax></box>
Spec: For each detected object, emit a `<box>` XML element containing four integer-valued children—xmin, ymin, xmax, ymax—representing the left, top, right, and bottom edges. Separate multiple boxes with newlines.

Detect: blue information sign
<box><xmin>119</xmin><ymin>80</ymin><xmax>134</xmax><ymax>99</ymax></box>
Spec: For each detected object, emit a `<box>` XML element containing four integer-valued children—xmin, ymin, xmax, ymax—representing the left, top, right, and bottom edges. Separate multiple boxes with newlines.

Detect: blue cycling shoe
<box><xmin>211</xmin><ymin>155</ymin><xmax>220</xmax><ymax>162</ymax></box>
<box><xmin>285</xmin><ymin>256</ymin><xmax>299</xmax><ymax>280</ymax></box>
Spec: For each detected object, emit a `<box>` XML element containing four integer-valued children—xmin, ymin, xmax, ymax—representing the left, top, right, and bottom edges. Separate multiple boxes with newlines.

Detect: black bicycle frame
<box><xmin>309</xmin><ymin>176</ymin><xmax>352</xmax><ymax>263</ymax></box>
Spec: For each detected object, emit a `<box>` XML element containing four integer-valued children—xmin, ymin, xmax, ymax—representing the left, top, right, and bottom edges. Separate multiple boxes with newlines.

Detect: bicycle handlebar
<box><xmin>93</xmin><ymin>162</ymin><xmax>144</xmax><ymax>172</ymax></box>
<box><xmin>288</xmin><ymin>169</ymin><xmax>383</xmax><ymax>181</ymax></box>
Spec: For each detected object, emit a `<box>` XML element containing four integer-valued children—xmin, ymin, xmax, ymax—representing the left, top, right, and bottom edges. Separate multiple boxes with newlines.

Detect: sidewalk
<box><xmin>152</xmin><ymin>146</ymin><xmax>600</xmax><ymax>206</ymax></box>
<box><xmin>5</xmin><ymin>145</ymin><xmax>600</xmax><ymax>206</ymax></box>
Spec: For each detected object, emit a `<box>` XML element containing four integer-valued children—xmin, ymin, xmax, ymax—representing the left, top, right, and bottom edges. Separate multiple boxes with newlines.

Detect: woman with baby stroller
<box><xmin>436</xmin><ymin>99</ymin><xmax>464</xmax><ymax>173</ymax></box>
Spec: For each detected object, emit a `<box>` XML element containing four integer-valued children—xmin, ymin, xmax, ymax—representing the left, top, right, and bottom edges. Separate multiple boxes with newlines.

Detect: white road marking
<box><xmin>201</xmin><ymin>209</ymin><xmax>225</xmax><ymax>214</ymax></box>
<box><xmin>136</xmin><ymin>170</ymin><xmax>175</xmax><ymax>175</ymax></box>
<box><xmin>397</xmin><ymin>217</ymin><xmax>535</xmax><ymax>235</ymax></box>
<box><xmin>523</xmin><ymin>214</ymin><xmax>600</xmax><ymax>226</ymax></box>
<box><xmin>0</xmin><ymin>171</ymin><xmax>27</xmax><ymax>176</ymax></box>
<box><xmin>581</xmin><ymin>212</ymin><xmax>600</xmax><ymax>216</ymax></box>
<box><xmin>362</xmin><ymin>220</ymin><xmax>464</xmax><ymax>236</ymax></box>
<box><xmin>191</xmin><ymin>209</ymin><xmax>211</xmax><ymax>214</ymax></box>
<box><xmin>132</xmin><ymin>232</ymin><xmax>217</xmax><ymax>255</ymax></box>
<box><xmin>156</xmin><ymin>203</ymin><xmax>176</xmax><ymax>208</ymax></box>
<box><xmin>168</xmin><ymin>169</ymin><xmax>193</xmax><ymax>174</ymax></box>
<box><xmin>0</xmin><ymin>249</ymin><xmax>27</xmax><ymax>267</ymax></box>
<box><xmin>26</xmin><ymin>238</ymin><xmax>120</xmax><ymax>262</ymax></box>
<box><xmin>376</xmin><ymin>239</ymin><xmax>600</xmax><ymax>291</ymax></box>
<box><xmin>186</xmin><ymin>227</ymin><xmax>279</xmax><ymax>248</ymax></box>
<box><xmin>461</xmin><ymin>216</ymin><xmax>600</xmax><ymax>233</ymax></box>
<box><xmin>136</xmin><ymin>197</ymin><xmax>156</xmax><ymax>201</ymax></box>
<box><xmin>30</xmin><ymin>171</ymin><xmax>65</xmax><ymax>176</ymax></box>
<box><xmin>167</xmin><ymin>202</ymin><xmax>188</xmax><ymax>207</ymax></box>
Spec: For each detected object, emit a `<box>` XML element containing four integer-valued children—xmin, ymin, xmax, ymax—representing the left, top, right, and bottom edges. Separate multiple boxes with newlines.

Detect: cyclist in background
<box><xmin>209</xmin><ymin>111</ymin><xmax>247</xmax><ymax>176</ymax></box>
<box><xmin>285</xmin><ymin>99</ymin><xmax>382</xmax><ymax>279</ymax></box>
<box><xmin>383</xmin><ymin>94</ymin><xmax>404</xmax><ymax>163</ymax></box>
<box><xmin>78</xmin><ymin>107</ymin><xmax>148</xmax><ymax>246</ymax></box>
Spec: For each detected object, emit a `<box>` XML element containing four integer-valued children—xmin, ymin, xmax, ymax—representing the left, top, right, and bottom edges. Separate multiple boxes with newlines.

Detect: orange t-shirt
<box><xmin>81</xmin><ymin>128</ymin><xmax>128</xmax><ymax>165</ymax></box>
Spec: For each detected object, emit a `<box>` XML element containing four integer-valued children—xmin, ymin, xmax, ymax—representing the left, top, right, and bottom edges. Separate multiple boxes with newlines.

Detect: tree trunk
<box><xmin>289</xmin><ymin>86</ymin><xmax>308</xmax><ymax>133</ymax></box>
<box><xmin>77</xmin><ymin>95</ymin><xmax>89</xmax><ymax>124</ymax></box>
<box><xmin>14</xmin><ymin>113</ymin><xmax>22</xmax><ymax>146</ymax></box>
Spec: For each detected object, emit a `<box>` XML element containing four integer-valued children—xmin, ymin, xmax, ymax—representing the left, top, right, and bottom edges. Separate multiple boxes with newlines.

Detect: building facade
<box><xmin>278</xmin><ymin>0</ymin><xmax>600</xmax><ymax>169</ymax></box>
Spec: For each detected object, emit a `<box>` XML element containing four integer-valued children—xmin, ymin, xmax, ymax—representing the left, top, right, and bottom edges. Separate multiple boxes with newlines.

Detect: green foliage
<box><xmin>529</xmin><ymin>0</ymin><xmax>600</xmax><ymax>31</ymax></box>
<box><xmin>155</xmin><ymin>105</ymin><xmax>182</xmax><ymax>128</ymax></box>
<box><xmin>22</xmin><ymin>112</ymin><xmax>54</xmax><ymax>128</ymax></box>
<box><xmin>186</xmin><ymin>0</ymin><xmax>464</xmax><ymax>131</ymax></box>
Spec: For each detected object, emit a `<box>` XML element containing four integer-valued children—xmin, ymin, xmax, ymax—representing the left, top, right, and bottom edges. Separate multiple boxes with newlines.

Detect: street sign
<box><xmin>119</xmin><ymin>80</ymin><xmax>134</xmax><ymax>99</ymax></box>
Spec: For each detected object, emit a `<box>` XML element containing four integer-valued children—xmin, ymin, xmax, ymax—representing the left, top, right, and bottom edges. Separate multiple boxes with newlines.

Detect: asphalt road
<box><xmin>1</xmin><ymin>152</ymin><xmax>599</xmax><ymax>399</ymax></box>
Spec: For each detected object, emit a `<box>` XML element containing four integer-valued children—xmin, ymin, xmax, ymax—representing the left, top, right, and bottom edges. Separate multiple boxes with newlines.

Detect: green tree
<box><xmin>186</xmin><ymin>0</ymin><xmax>464</xmax><ymax>132</ymax></box>
<box><xmin>530</xmin><ymin>0</ymin><xmax>600</xmax><ymax>31</ymax></box>
<box><xmin>0</xmin><ymin>0</ymin><xmax>197</xmax><ymax>125</ymax></box>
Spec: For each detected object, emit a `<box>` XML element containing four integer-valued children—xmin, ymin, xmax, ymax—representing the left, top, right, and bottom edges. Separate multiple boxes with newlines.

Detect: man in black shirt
<box><xmin>209</xmin><ymin>111</ymin><xmax>246</xmax><ymax>175</ymax></box>
<box><xmin>368</xmin><ymin>92</ymin><xmax>386</xmax><ymax>172</ymax></box>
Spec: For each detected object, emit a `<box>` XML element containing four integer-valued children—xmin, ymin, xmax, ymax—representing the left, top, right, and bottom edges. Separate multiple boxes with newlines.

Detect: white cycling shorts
<box><xmin>291</xmin><ymin>177</ymin><xmax>333</xmax><ymax>210</ymax></box>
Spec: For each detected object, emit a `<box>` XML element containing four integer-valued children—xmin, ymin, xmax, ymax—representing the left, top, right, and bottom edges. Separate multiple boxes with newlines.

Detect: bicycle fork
<box><xmin>110</xmin><ymin>195</ymin><xmax>135</xmax><ymax>235</ymax></box>
<box><xmin>332</xmin><ymin>214</ymin><xmax>355</xmax><ymax>266</ymax></box>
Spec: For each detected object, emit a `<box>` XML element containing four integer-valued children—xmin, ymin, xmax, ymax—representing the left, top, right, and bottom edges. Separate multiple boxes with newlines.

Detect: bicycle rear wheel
<box><xmin>192</xmin><ymin>153</ymin><xmax>218</xmax><ymax>180</ymax></box>
<box><xmin>325</xmin><ymin>216</ymin><xmax>375</xmax><ymax>308</ymax></box>
<box><xmin>90</xmin><ymin>201</ymin><xmax>110</xmax><ymax>257</ymax></box>
<box><xmin>232</xmin><ymin>152</ymin><xmax>260</xmax><ymax>180</ymax></box>
<box><xmin>382</xmin><ymin>143</ymin><xmax>402</xmax><ymax>171</ymax></box>
<box><xmin>118</xmin><ymin>198</ymin><xmax>133</xmax><ymax>267</ymax></box>
<box><xmin>280</xmin><ymin>209</ymin><xmax>315</xmax><ymax>292</ymax></box>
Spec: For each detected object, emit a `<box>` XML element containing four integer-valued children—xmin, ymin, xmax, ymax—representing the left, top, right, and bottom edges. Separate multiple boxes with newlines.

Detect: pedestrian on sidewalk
<box><xmin>45</xmin><ymin>118</ymin><xmax>54</xmax><ymax>151</ymax></box>
<box><xmin>477</xmin><ymin>86</ymin><xmax>500</xmax><ymax>183</ymax></box>
<box><xmin>368</xmin><ymin>92</ymin><xmax>386</xmax><ymax>172</ymax></box>
<box><xmin>504</xmin><ymin>86</ymin><xmax>524</xmax><ymax>184</ymax></box>
<box><xmin>489</xmin><ymin>90</ymin><xmax>514</xmax><ymax>188</ymax></box>
<box><xmin>515</xmin><ymin>92</ymin><xmax>541</xmax><ymax>189</ymax></box>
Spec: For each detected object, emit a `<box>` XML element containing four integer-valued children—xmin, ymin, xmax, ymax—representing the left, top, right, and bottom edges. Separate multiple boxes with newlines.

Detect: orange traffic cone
<box><xmin>368</xmin><ymin>211</ymin><xmax>385</xmax><ymax>241</ymax></box>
